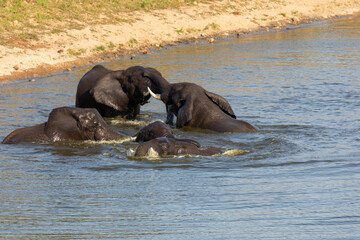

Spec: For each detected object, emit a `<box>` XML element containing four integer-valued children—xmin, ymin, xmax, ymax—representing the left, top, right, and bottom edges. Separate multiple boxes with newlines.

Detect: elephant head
<box><xmin>134</xmin><ymin>137</ymin><xmax>222</xmax><ymax>157</ymax></box>
<box><xmin>134</xmin><ymin>121</ymin><xmax>175</xmax><ymax>142</ymax></box>
<box><xmin>134</xmin><ymin>121</ymin><xmax>200</xmax><ymax>146</ymax></box>
<box><xmin>148</xmin><ymin>82</ymin><xmax>258</xmax><ymax>133</ymax></box>
<box><xmin>133</xmin><ymin>121</ymin><xmax>221</xmax><ymax>157</ymax></box>
<box><xmin>2</xmin><ymin>107</ymin><xmax>124</xmax><ymax>144</ymax></box>
<box><xmin>76</xmin><ymin>65</ymin><xmax>169</xmax><ymax>119</ymax></box>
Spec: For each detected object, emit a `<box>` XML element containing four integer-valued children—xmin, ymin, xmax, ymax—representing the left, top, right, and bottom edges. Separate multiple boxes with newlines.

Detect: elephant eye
<box><xmin>160</xmin><ymin>143</ymin><xmax>168</xmax><ymax>150</ymax></box>
<box><xmin>143</xmin><ymin>76</ymin><xmax>151</xmax><ymax>84</ymax></box>
<box><xmin>179</xmin><ymin>99</ymin><xmax>186</xmax><ymax>107</ymax></box>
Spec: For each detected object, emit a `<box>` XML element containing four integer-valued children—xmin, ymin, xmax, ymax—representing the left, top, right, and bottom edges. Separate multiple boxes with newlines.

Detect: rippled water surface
<box><xmin>1</xmin><ymin>17</ymin><xmax>360</xmax><ymax>239</ymax></box>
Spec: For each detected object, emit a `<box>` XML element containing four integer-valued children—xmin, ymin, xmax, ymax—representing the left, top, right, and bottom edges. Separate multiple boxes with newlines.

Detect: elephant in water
<box><xmin>133</xmin><ymin>121</ymin><xmax>222</xmax><ymax>157</ymax></box>
<box><xmin>75</xmin><ymin>64</ymin><xmax>168</xmax><ymax>119</ymax></box>
<box><xmin>135</xmin><ymin>120</ymin><xmax>176</xmax><ymax>142</ymax></box>
<box><xmin>147</xmin><ymin>81</ymin><xmax>258</xmax><ymax>133</ymax></box>
<box><xmin>2</xmin><ymin>107</ymin><xmax>124</xmax><ymax>144</ymax></box>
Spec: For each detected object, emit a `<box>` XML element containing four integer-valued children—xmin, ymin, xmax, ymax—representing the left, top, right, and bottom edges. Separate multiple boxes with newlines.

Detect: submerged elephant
<box><xmin>133</xmin><ymin>121</ymin><xmax>222</xmax><ymax>157</ymax></box>
<box><xmin>75</xmin><ymin>64</ymin><xmax>167</xmax><ymax>119</ymax></box>
<box><xmin>134</xmin><ymin>137</ymin><xmax>223</xmax><ymax>157</ymax></box>
<box><xmin>147</xmin><ymin>81</ymin><xmax>258</xmax><ymax>133</ymax></box>
<box><xmin>135</xmin><ymin>120</ymin><xmax>176</xmax><ymax>142</ymax></box>
<box><xmin>2</xmin><ymin>107</ymin><xmax>124</xmax><ymax>144</ymax></box>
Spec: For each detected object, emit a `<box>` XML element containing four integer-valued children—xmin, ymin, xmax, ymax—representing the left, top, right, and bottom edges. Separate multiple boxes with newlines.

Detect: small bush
<box><xmin>95</xmin><ymin>45</ymin><xmax>106</xmax><ymax>51</ymax></box>
<box><xmin>204</xmin><ymin>22</ymin><xmax>219</xmax><ymax>31</ymax></box>
<box><xmin>68</xmin><ymin>48</ymin><xmax>86</xmax><ymax>56</ymax></box>
<box><xmin>18</xmin><ymin>33</ymin><xmax>39</xmax><ymax>41</ymax></box>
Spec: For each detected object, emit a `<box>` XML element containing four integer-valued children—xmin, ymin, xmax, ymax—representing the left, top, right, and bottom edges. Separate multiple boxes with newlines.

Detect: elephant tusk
<box><xmin>147</xmin><ymin>87</ymin><xmax>161</xmax><ymax>100</ymax></box>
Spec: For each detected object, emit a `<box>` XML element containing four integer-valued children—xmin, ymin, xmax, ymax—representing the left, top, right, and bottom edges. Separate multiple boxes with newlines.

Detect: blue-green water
<box><xmin>1</xmin><ymin>16</ymin><xmax>359</xmax><ymax>239</ymax></box>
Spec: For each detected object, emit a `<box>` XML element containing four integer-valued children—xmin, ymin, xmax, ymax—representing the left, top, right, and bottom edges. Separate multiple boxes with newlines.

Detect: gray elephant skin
<box><xmin>2</xmin><ymin>107</ymin><xmax>124</xmax><ymax>144</ymax></box>
<box><xmin>148</xmin><ymin>80</ymin><xmax>258</xmax><ymax>133</ymax></box>
<box><xmin>75</xmin><ymin>65</ymin><xmax>167</xmax><ymax>119</ymax></box>
<box><xmin>134</xmin><ymin>121</ymin><xmax>223</xmax><ymax>157</ymax></box>
<box><xmin>135</xmin><ymin>120</ymin><xmax>176</xmax><ymax>142</ymax></box>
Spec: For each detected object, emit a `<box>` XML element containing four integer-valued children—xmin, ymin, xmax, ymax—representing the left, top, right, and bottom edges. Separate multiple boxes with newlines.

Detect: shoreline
<box><xmin>0</xmin><ymin>0</ymin><xmax>359</xmax><ymax>82</ymax></box>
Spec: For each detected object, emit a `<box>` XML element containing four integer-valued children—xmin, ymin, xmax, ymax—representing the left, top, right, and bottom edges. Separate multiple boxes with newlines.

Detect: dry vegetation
<box><xmin>0</xmin><ymin>0</ymin><xmax>202</xmax><ymax>45</ymax></box>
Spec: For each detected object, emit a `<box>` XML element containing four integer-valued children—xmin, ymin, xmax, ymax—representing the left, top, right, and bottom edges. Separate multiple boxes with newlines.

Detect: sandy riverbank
<box><xmin>0</xmin><ymin>0</ymin><xmax>359</xmax><ymax>82</ymax></box>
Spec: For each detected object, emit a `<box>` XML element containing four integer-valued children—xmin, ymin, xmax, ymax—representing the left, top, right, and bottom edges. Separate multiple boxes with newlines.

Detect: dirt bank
<box><xmin>0</xmin><ymin>0</ymin><xmax>359</xmax><ymax>82</ymax></box>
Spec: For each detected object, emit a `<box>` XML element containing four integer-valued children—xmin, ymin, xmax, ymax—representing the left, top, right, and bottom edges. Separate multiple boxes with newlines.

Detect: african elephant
<box><xmin>134</xmin><ymin>137</ymin><xmax>223</xmax><ymax>157</ymax></box>
<box><xmin>147</xmin><ymin>82</ymin><xmax>258</xmax><ymax>133</ymax></box>
<box><xmin>133</xmin><ymin>121</ymin><xmax>222</xmax><ymax>157</ymax></box>
<box><xmin>2</xmin><ymin>107</ymin><xmax>124</xmax><ymax>144</ymax></box>
<box><xmin>75</xmin><ymin>64</ymin><xmax>167</xmax><ymax>119</ymax></box>
<box><xmin>134</xmin><ymin>120</ymin><xmax>175</xmax><ymax>142</ymax></box>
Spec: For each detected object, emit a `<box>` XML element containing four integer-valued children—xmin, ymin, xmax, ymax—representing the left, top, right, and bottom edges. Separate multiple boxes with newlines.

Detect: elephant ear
<box><xmin>205</xmin><ymin>91</ymin><xmax>236</xmax><ymax>119</ymax></box>
<box><xmin>90</xmin><ymin>71</ymin><xmax>129</xmax><ymax>111</ymax></box>
<box><xmin>176</xmin><ymin>95</ymin><xmax>193</xmax><ymax>128</ymax></box>
<box><xmin>45</xmin><ymin>107</ymin><xmax>83</xmax><ymax>140</ymax></box>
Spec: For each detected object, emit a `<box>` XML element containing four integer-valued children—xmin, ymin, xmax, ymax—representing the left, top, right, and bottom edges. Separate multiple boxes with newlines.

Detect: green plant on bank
<box><xmin>176</xmin><ymin>28</ymin><xmax>184</xmax><ymax>34</ymax></box>
<box><xmin>18</xmin><ymin>33</ymin><xmax>39</xmax><ymax>41</ymax></box>
<box><xmin>186</xmin><ymin>28</ymin><xmax>201</xmax><ymax>33</ymax></box>
<box><xmin>204</xmin><ymin>22</ymin><xmax>219</xmax><ymax>31</ymax></box>
<box><xmin>51</xmin><ymin>28</ymin><xmax>63</xmax><ymax>34</ymax></box>
<box><xmin>68</xmin><ymin>48</ymin><xmax>86</xmax><ymax>56</ymax></box>
<box><xmin>227</xmin><ymin>4</ymin><xmax>236</xmax><ymax>10</ymax></box>
<box><xmin>0</xmin><ymin>0</ymin><xmax>206</xmax><ymax>44</ymax></box>
<box><xmin>128</xmin><ymin>38</ymin><xmax>138</xmax><ymax>47</ymax></box>
<box><xmin>108</xmin><ymin>42</ymin><xmax>116</xmax><ymax>49</ymax></box>
<box><xmin>95</xmin><ymin>45</ymin><xmax>106</xmax><ymax>51</ymax></box>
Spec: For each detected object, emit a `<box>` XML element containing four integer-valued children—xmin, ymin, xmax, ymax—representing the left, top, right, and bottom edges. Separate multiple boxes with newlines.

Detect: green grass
<box><xmin>68</xmin><ymin>48</ymin><xmax>86</xmax><ymax>56</ymax></box>
<box><xmin>204</xmin><ymin>22</ymin><xmax>219</xmax><ymax>31</ymax></box>
<box><xmin>128</xmin><ymin>38</ymin><xmax>139</xmax><ymax>47</ymax></box>
<box><xmin>94</xmin><ymin>45</ymin><xmax>106</xmax><ymax>51</ymax></box>
<box><xmin>186</xmin><ymin>28</ymin><xmax>201</xmax><ymax>33</ymax></box>
<box><xmin>108</xmin><ymin>42</ymin><xmax>116</xmax><ymax>49</ymax></box>
<box><xmin>0</xmin><ymin>0</ymin><xmax>205</xmax><ymax>44</ymax></box>
<box><xmin>18</xmin><ymin>33</ymin><xmax>39</xmax><ymax>41</ymax></box>
<box><xmin>176</xmin><ymin>28</ymin><xmax>184</xmax><ymax>34</ymax></box>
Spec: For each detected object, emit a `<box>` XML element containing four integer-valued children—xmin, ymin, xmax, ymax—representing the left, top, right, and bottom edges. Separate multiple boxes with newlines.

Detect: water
<box><xmin>1</xmin><ymin>16</ymin><xmax>360</xmax><ymax>239</ymax></box>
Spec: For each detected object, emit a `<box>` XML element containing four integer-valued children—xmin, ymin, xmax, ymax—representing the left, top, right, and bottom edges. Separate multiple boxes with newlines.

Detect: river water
<box><xmin>1</xmin><ymin>16</ymin><xmax>359</xmax><ymax>239</ymax></box>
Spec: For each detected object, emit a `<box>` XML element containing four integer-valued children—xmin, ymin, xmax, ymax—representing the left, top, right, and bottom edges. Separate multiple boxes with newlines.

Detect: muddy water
<box><xmin>1</xmin><ymin>17</ymin><xmax>359</xmax><ymax>239</ymax></box>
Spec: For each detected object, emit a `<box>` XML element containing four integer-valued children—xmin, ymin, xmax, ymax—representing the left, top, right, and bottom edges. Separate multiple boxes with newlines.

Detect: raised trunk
<box><xmin>149</xmin><ymin>75</ymin><xmax>171</xmax><ymax>103</ymax></box>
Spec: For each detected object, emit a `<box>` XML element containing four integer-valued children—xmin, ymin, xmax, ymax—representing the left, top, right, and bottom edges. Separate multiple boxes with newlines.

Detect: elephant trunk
<box><xmin>94</xmin><ymin>125</ymin><xmax>124</xmax><ymax>141</ymax></box>
<box><xmin>149</xmin><ymin>75</ymin><xmax>171</xmax><ymax>103</ymax></box>
<box><xmin>148</xmin><ymin>85</ymin><xmax>172</xmax><ymax>104</ymax></box>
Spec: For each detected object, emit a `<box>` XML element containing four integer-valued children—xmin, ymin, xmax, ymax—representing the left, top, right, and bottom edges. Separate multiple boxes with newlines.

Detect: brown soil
<box><xmin>0</xmin><ymin>0</ymin><xmax>359</xmax><ymax>82</ymax></box>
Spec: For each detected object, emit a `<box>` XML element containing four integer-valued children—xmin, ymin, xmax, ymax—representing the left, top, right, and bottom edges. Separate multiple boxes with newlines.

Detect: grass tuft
<box><xmin>68</xmin><ymin>48</ymin><xmax>86</xmax><ymax>56</ymax></box>
<box><xmin>18</xmin><ymin>33</ymin><xmax>39</xmax><ymax>41</ymax></box>
<box><xmin>95</xmin><ymin>45</ymin><xmax>106</xmax><ymax>51</ymax></box>
<box><xmin>176</xmin><ymin>28</ymin><xmax>184</xmax><ymax>34</ymax></box>
<box><xmin>204</xmin><ymin>22</ymin><xmax>219</xmax><ymax>31</ymax></box>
